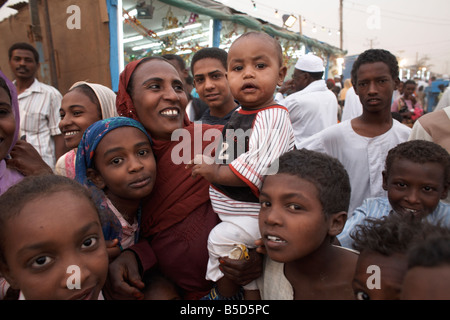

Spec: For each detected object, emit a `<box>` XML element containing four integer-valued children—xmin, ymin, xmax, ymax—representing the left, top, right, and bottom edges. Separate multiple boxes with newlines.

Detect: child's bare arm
<box><xmin>186</xmin><ymin>154</ymin><xmax>246</xmax><ymax>186</ymax></box>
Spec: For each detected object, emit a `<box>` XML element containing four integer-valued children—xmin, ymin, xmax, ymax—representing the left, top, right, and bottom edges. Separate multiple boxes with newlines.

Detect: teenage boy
<box><xmin>298</xmin><ymin>49</ymin><xmax>411</xmax><ymax>216</ymax></box>
<box><xmin>190</xmin><ymin>47</ymin><xmax>238</xmax><ymax>125</ymax></box>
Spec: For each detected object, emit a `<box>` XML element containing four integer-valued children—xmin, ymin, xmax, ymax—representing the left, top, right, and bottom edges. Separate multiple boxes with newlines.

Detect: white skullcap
<box><xmin>295</xmin><ymin>54</ymin><xmax>325</xmax><ymax>72</ymax></box>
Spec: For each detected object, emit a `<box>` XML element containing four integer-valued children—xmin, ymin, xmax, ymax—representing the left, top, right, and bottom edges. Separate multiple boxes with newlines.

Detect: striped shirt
<box><xmin>337</xmin><ymin>197</ymin><xmax>450</xmax><ymax>249</ymax></box>
<box><xmin>15</xmin><ymin>79</ymin><xmax>62</xmax><ymax>169</ymax></box>
<box><xmin>211</xmin><ymin>105</ymin><xmax>295</xmax><ymax>217</ymax></box>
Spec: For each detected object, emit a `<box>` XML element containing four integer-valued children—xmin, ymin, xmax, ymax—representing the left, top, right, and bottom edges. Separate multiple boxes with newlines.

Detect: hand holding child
<box><xmin>186</xmin><ymin>154</ymin><xmax>218</xmax><ymax>181</ymax></box>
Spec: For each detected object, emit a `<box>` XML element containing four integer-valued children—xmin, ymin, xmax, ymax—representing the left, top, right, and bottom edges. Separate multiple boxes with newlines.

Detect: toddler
<box><xmin>188</xmin><ymin>32</ymin><xmax>295</xmax><ymax>299</ymax></box>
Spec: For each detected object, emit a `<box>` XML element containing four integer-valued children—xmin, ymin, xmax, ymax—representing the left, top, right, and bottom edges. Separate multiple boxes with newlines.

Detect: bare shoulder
<box><xmin>333</xmin><ymin>244</ymin><xmax>359</xmax><ymax>272</ymax></box>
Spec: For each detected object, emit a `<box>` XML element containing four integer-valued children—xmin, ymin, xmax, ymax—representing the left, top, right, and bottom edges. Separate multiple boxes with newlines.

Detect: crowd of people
<box><xmin>0</xmin><ymin>32</ymin><xmax>449</xmax><ymax>301</ymax></box>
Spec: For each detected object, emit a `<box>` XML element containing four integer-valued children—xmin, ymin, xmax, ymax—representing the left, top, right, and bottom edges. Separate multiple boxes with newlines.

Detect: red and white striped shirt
<box><xmin>211</xmin><ymin>105</ymin><xmax>295</xmax><ymax>217</ymax></box>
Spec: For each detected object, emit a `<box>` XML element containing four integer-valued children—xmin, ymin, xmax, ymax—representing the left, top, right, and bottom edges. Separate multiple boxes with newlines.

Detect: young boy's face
<box><xmin>259</xmin><ymin>173</ymin><xmax>330</xmax><ymax>263</ymax></box>
<box><xmin>0</xmin><ymin>191</ymin><xmax>108</xmax><ymax>300</ymax></box>
<box><xmin>354</xmin><ymin>61</ymin><xmax>398</xmax><ymax>113</ymax></box>
<box><xmin>192</xmin><ymin>58</ymin><xmax>234</xmax><ymax>112</ymax></box>
<box><xmin>382</xmin><ymin>158</ymin><xmax>448</xmax><ymax>218</ymax></box>
<box><xmin>227</xmin><ymin>34</ymin><xmax>286</xmax><ymax>109</ymax></box>
<box><xmin>352</xmin><ymin>250</ymin><xmax>408</xmax><ymax>300</ymax></box>
<box><xmin>401</xmin><ymin>264</ymin><xmax>450</xmax><ymax>300</ymax></box>
<box><xmin>89</xmin><ymin>126</ymin><xmax>156</xmax><ymax>203</ymax></box>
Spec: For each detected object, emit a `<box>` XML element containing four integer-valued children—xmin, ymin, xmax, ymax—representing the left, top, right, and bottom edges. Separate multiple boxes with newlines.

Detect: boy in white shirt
<box><xmin>298</xmin><ymin>49</ymin><xmax>411</xmax><ymax>216</ymax></box>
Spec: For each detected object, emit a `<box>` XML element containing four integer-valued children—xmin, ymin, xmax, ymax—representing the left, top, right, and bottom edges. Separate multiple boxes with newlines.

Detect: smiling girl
<box><xmin>56</xmin><ymin>81</ymin><xmax>117</xmax><ymax>179</ymax></box>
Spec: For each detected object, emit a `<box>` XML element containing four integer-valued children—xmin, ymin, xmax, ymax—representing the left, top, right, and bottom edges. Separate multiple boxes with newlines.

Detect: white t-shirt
<box><xmin>277</xmin><ymin>79</ymin><xmax>338</xmax><ymax>148</ymax></box>
<box><xmin>298</xmin><ymin>119</ymin><xmax>411</xmax><ymax>216</ymax></box>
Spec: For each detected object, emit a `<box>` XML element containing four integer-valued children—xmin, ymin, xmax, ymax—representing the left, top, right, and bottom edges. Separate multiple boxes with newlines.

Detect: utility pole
<box><xmin>28</xmin><ymin>0</ymin><xmax>49</xmax><ymax>82</ymax></box>
<box><xmin>299</xmin><ymin>15</ymin><xmax>302</xmax><ymax>36</ymax></box>
<box><xmin>339</xmin><ymin>0</ymin><xmax>343</xmax><ymax>50</ymax></box>
<box><xmin>43</xmin><ymin>0</ymin><xmax>58</xmax><ymax>89</ymax></box>
<box><xmin>365</xmin><ymin>37</ymin><xmax>378</xmax><ymax>49</ymax></box>
<box><xmin>28</xmin><ymin>0</ymin><xmax>58</xmax><ymax>88</ymax></box>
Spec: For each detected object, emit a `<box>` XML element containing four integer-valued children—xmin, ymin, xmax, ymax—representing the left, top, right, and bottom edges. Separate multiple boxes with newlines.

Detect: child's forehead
<box><xmin>263</xmin><ymin>172</ymin><xmax>319</xmax><ymax>193</ymax></box>
<box><xmin>230</xmin><ymin>34</ymin><xmax>279</xmax><ymax>55</ymax></box>
<box><xmin>356</xmin><ymin>61</ymin><xmax>392</xmax><ymax>78</ymax></box>
<box><xmin>391</xmin><ymin>157</ymin><xmax>445</xmax><ymax>171</ymax></box>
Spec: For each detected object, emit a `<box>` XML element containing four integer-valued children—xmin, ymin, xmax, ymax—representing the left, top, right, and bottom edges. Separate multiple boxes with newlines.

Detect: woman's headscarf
<box><xmin>0</xmin><ymin>71</ymin><xmax>20</xmax><ymax>156</ymax></box>
<box><xmin>0</xmin><ymin>71</ymin><xmax>23</xmax><ymax>195</ymax></box>
<box><xmin>75</xmin><ymin>116</ymin><xmax>153</xmax><ymax>243</ymax></box>
<box><xmin>70</xmin><ymin>81</ymin><xmax>118</xmax><ymax>119</ymax></box>
<box><xmin>116</xmin><ymin>58</ymin><xmax>222</xmax><ymax>236</ymax></box>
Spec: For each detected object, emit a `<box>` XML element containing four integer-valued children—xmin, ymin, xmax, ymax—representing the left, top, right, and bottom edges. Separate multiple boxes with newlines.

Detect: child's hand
<box><xmin>105</xmin><ymin>239</ymin><xmax>121</xmax><ymax>262</ymax></box>
<box><xmin>254</xmin><ymin>238</ymin><xmax>267</xmax><ymax>255</ymax></box>
<box><xmin>186</xmin><ymin>154</ymin><xmax>217</xmax><ymax>181</ymax></box>
<box><xmin>219</xmin><ymin>249</ymin><xmax>263</xmax><ymax>287</ymax></box>
<box><xmin>104</xmin><ymin>250</ymin><xmax>145</xmax><ymax>300</ymax></box>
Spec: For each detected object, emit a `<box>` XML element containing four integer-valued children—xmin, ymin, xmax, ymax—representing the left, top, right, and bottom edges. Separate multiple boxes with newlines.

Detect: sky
<box><xmin>216</xmin><ymin>0</ymin><xmax>450</xmax><ymax>76</ymax></box>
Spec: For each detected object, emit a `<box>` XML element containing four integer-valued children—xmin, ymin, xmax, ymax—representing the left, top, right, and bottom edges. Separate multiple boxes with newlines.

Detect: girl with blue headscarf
<box><xmin>75</xmin><ymin>117</ymin><xmax>156</xmax><ymax>255</ymax></box>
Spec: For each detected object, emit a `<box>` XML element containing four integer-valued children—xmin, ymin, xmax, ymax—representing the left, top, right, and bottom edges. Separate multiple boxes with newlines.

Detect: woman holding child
<box><xmin>106</xmin><ymin>56</ymin><xmax>261</xmax><ymax>300</ymax></box>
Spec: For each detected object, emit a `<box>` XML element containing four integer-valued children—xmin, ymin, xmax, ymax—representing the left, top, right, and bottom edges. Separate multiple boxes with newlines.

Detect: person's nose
<box><xmin>205</xmin><ymin>77</ymin><xmax>216</xmax><ymax>90</ymax></box>
<box><xmin>405</xmin><ymin>188</ymin><xmax>421</xmax><ymax>205</ymax></box>
<box><xmin>128</xmin><ymin>155</ymin><xmax>144</xmax><ymax>173</ymax></box>
<box><xmin>262</xmin><ymin>205</ymin><xmax>283</xmax><ymax>227</ymax></box>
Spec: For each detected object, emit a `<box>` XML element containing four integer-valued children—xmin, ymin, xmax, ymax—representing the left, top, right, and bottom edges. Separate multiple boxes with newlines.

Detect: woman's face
<box><xmin>0</xmin><ymin>86</ymin><xmax>16</xmax><ymax>160</ymax></box>
<box><xmin>130</xmin><ymin>59</ymin><xmax>188</xmax><ymax>141</ymax></box>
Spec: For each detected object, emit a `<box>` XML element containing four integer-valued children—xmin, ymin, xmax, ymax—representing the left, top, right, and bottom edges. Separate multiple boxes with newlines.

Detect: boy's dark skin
<box><xmin>191</xmin><ymin>54</ymin><xmax>238</xmax><ymax>119</ymax></box>
<box><xmin>351</xmin><ymin>61</ymin><xmax>399</xmax><ymax>138</ymax></box>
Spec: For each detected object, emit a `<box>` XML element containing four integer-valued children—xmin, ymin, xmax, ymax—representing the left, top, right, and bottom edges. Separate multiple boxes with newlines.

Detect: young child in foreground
<box><xmin>338</xmin><ymin>139</ymin><xmax>450</xmax><ymax>249</ymax></box>
<box><xmin>256</xmin><ymin>149</ymin><xmax>358</xmax><ymax>299</ymax></box>
<box><xmin>401</xmin><ymin>226</ymin><xmax>450</xmax><ymax>300</ymax></box>
<box><xmin>0</xmin><ymin>174</ymin><xmax>109</xmax><ymax>300</ymax></box>
<box><xmin>187</xmin><ymin>32</ymin><xmax>295</xmax><ymax>299</ymax></box>
<box><xmin>75</xmin><ymin>117</ymin><xmax>156</xmax><ymax>258</ymax></box>
<box><xmin>351</xmin><ymin>213</ymin><xmax>449</xmax><ymax>300</ymax></box>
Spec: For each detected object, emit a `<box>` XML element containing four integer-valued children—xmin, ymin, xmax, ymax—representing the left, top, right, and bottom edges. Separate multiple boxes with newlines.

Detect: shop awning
<box><xmin>158</xmin><ymin>0</ymin><xmax>346</xmax><ymax>56</ymax></box>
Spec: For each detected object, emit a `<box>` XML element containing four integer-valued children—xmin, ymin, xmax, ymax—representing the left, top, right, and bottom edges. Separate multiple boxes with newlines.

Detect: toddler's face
<box><xmin>383</xmin><ymin>158</ymin><xmax>448</xmax><ymax>218</ymax></box>
<box><xmin>0</xmin><ymin>86</ymin><xmax>16</xmax><ymax>160</ymax></box>
<box><xmin>1</xmin><ymin>190</ymin><xmax>108</xmax><ymax>300</ymax></box>
<box><xmin>227</xmin><ymin>34</ymin><xmax>286</xmax><ymax>109</ymax></box>
<box><xmin>258</xmin><ymin>173</ymin><xmax>328</xmax><ymax>263</ymax></box>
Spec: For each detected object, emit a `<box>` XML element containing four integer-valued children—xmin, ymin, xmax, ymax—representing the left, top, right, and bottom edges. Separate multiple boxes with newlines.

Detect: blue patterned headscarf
<box><xmin>75</xmin><ymin>117</ymin><xmax>153</xmax><ymax>244</ymax></box>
